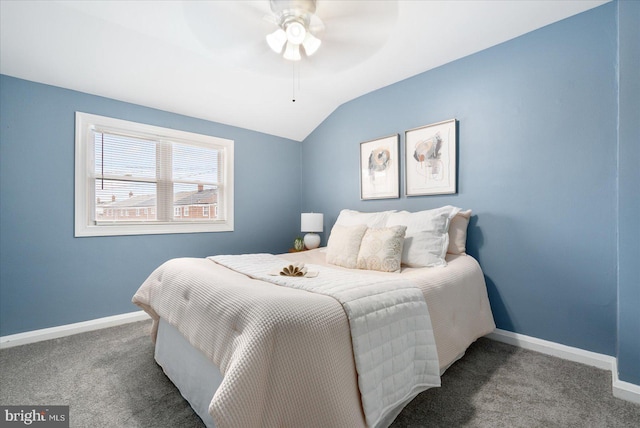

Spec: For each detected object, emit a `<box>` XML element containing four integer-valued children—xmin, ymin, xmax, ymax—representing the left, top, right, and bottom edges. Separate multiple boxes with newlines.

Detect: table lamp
<box><xmin>301</xmin><ymin>213</ymin><xmax>323</xmax><ymax>249</ymax></box>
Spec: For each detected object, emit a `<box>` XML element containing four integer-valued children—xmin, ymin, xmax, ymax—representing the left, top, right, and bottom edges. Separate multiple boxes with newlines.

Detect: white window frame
<box><xmin>75</xmin><ymin>112</ymin><xmax>234</xmax><ymax>237</ymax></box>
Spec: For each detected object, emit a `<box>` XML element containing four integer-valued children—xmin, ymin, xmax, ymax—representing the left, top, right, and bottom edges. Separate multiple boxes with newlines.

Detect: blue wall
<box><xmin>303</xmin><ymin>0</ymin><xmax>638</xmax><ymax>382</ymax></box>
<box><xmin>617</xmin><ymin>0</ymin><xmax>640</xmax><ymax>386</ymax></box>
<box><xmin>1</xmin><ymin>1</ymin><xmax>637</xmax><ymax>387</ymax></box>
<box><xmin>0</xmin><ymin>75</ymin><xmax>301</xmax><ymax>335</ymax></box>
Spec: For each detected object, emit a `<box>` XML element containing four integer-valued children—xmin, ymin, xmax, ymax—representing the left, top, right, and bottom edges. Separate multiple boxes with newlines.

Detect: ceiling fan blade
<box><xmin>321</xmin><ymin>5</ymin><xmax>397</xmax><ymax>42</ymax></box>
<box><xmin>308</xmin><ymin>14</ymin><xmax>325</xmax><ymax>33</ymax></box>
<box><xmin>317</xmin><ymin>0</ymin><xmax>396</xmax><ymax>21</ymax></box>
<box><xmin>263</xmin><ymin>13</ymin><xmax>278</xmax><ymax>26</ymax></box>
<box><xmin>183</xmin><ymin>1</ymin><xmax>272</xmax><ymax>51</ymax></box>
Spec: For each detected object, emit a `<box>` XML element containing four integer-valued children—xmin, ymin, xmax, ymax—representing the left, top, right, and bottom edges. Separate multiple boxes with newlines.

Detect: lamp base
<box><xmin>303</xmin><ymin>233</ymin><xmax>321</xmax><ymax>250</ymax></box>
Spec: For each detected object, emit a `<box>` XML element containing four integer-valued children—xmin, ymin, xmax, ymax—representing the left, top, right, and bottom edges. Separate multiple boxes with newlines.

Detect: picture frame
<box><xmin>405</xmin><ymin>119</ymin><xmax>457</xmax><ymax>196</ymax></box>
<box><xmin>360</xmin><ymin>134</ymin><xmax>400</xmax><ymax>200</ymax></box>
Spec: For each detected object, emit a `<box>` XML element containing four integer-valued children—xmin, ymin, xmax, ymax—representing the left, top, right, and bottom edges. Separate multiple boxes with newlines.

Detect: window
<box><xmin>75</xmin><ymin>112</ymin><xmax>234</xmax><ymax>237</ymax></box>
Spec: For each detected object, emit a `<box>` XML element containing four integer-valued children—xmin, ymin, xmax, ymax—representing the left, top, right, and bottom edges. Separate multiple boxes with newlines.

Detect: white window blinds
<box><xmin>93</xmin><ymin>130</ymin><xmax>223</xmax><ymax>223</ymax></box>
<box><xmin>75</xmin><ymin>112</ymin><xmax>234</xmax><ymax>237</ymax></box>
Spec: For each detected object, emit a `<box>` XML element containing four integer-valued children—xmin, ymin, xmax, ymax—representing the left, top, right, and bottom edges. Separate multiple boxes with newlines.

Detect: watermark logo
<box><xmin>0</xmin><ymin>406</ymin><xmax>68</xmax><ymax>427</ymax></box>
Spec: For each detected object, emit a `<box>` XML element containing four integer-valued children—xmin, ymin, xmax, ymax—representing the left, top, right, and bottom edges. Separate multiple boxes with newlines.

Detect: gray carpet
<box><xmin>1</xmin><ymin>320</ymin><xmax>638</xmax><ymax>427</ymax></box>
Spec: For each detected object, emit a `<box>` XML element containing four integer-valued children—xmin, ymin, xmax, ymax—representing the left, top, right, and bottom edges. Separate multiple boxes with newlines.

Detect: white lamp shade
<box><xmin>301</xmin><ymin>213</ymin><xmax>323</xmax><ymax>232</ymax></box>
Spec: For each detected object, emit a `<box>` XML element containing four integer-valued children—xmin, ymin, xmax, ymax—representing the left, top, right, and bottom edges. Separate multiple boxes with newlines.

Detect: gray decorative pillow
<box><xmin>356</xmin><ymin>225</ymin><xmax>407</xmax><ymax>273</ymax></box>
<box><xmin>326</xmin><ymin>224</ymin><xmax>368</xmax><ymax>269</ymax></box>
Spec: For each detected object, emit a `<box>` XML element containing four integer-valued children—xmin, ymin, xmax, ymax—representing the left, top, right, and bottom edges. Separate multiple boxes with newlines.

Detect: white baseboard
<box><xmin>612</xmin><ymin>372</ymin><xmax>640</xmax><ymax>405</ymax></box>
<box><xmin>487</xmin><ymin>328</ymin><xmax>640</xmax><ymax>405</ymax></box>
<box><xmin>0</xmin><ymin>310</ymin><xmax>150</xmax><ymax>349</ymax></box>
<box><xmin>486</xmin><ymin>329</ymin><xmax>616</xmax><ymax>370</ymax></box>
<box><xmin>2</xmin><ymin>316</ymin><xmax>637</xmax><ymax>405</ymax></box>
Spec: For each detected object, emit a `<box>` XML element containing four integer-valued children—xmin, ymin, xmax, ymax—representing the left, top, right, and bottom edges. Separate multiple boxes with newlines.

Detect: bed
<box><xmin>133</xmin><ymin>207</ymin><xmax>495</xmax><ymax>428</ymax></box>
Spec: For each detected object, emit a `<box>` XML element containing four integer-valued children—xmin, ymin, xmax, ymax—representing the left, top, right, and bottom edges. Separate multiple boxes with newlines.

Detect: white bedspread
<box><xmin>132</xmin><ymin>250</ymin><xmax>495</xmax><ymax>428</ymax></box>
<box><xmin>134</xmin><ymin>257</ymin><xmax>369</xmax><ymax>428</ymax></box>
<box><xmin>210</xmin><ymin>254</ymin><xmax>440</xmax><ymax>428</ymax></box>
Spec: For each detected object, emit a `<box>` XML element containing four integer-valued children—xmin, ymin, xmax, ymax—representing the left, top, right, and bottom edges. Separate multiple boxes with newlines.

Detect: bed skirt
<box><xmin>155</xmin><ymin>318</ymin><xmax>220</xmax><ymax>428</ymax></box>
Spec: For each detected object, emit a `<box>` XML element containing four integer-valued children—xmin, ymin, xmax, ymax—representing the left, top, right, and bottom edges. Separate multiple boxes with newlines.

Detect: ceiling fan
<box><xmin>264</xmin><ymin>0</ymin><xmax>324</xmax><ymax>61</ymax></box>
<box><xmin>183</xmin><ymin>0</ymin><xmax>398</xmax><ymax>74</ymax></box>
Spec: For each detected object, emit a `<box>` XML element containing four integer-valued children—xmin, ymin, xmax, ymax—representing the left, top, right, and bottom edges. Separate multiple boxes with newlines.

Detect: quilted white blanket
<box><xmin>132</xmin><ymin>253</ymin><xmax>444</xmax><ymax>428</ymax></box>
<box><xmin>210</xmin><ymin>254</ymin><xmax>440</xmax><ymax>428</ymax></box>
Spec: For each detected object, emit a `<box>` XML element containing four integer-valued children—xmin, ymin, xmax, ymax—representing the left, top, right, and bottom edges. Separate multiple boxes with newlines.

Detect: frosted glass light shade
<box><xmin>266</xmin><ymin>29</ymin><xmax>287</xmax><ymax>53</ymax></box>
<box><xmin>283</xmin><ymin>42</ymin><xmax>301</xmax><ymax>61</ymax></box>
<box><xmin>302</xmin><ymin>33</ymin><xmax>321</xmax><ymax>56</ymax></box>
<box><xmin>286</xmin><ymin>21</ymin><xmax>307</xmax><ymax>45</ymax></box>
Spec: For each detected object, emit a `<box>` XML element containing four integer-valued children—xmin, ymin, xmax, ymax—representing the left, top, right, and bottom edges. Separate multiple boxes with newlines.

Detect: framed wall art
<box><xmin>360</xmin><ymin>134</ymin><xmax>400</xmax><ymax>200</ymax></box>
<box><xmin>405</xmin><ymin>119</ymin><xmax>457</xmax><ymax>196</ymax></box>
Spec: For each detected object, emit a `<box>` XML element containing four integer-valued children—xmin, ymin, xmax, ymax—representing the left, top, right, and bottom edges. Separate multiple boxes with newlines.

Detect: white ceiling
<box><xmin>1</xmin><ymin>0</ymin><xmax>608</xmax><ymax>141</ymax></box>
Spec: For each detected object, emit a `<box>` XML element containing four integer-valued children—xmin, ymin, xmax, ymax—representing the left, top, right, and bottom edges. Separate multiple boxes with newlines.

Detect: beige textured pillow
<box><xmin>325</xmin><ymin>224</ymin><xmax>368</xmax><ymax>269</ymax></box>
<box><xmin>357</xmin><ymin>226</ymin><xmax>407</xmax><ymax>272</ymax></box>
<box><xmin>447</xmin><ymin>209</ymin><xmax>472</xmax><ymax>254</ymax></box>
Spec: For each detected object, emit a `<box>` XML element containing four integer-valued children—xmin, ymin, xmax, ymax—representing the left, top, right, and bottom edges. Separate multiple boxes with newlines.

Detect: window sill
<box><xmin>74</xmin><ymin>221</ymin><xmax>234</xmax><ymax>237</ymax></box>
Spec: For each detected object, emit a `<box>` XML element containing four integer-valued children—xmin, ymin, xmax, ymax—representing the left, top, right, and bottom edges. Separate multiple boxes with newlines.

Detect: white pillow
<box><xmin>356</xmin><ymin>226</ymin><xmax>407</xmax><ymax>273</ymax></box>
<box><xmin>325</xmin><ymin>224</ymin><xmax>368</xmax><ymax>269</ymax></box>
<box><xmin>335</xmin><ymin>209</ymin><xmax>395</xmax><ymax>228</ymax></box>
<box><xmin>386</xmin><ymin>206</ymin><xmax>461</xmax><ymax>267</ymax></box>
<box><xmin>448</xmin><ymin>209</ymin><xmax>472</xmax><ymax>254</ymax></box>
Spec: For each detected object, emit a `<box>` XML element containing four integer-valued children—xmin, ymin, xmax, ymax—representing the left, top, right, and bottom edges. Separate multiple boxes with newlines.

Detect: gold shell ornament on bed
<box><xmin>280</xmin><ymin>263</ymin><xmax>307</xmax><ymax>277</ymax></box>
<box><xmin>268</xmin><ymin>262</ymin><xmax>318</xmax><ymax>278</ymax></box>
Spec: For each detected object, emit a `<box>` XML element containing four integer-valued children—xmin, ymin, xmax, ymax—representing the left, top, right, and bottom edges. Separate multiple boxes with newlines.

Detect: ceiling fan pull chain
<box><xmin>292</xmin><ymin>61</ymin><xmax>297</xmax><ymax>102</ymax></box>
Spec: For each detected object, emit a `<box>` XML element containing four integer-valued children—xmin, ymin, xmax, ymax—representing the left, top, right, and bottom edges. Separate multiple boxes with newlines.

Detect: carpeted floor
<box><xmin>1</xmin><ymin>320</ymin><xmax>638</xmax><ymax>427</ymax></box>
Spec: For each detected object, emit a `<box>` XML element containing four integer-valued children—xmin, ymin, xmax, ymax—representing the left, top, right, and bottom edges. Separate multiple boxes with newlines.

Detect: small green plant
<box><xmin>293</xmin><ymin>236</ymin><xmax>305</xmax><ymax>251</ymax></box>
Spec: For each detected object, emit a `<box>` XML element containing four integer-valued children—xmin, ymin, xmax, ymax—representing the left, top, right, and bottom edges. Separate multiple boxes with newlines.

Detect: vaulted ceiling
<box><xmin>0</xmin><ymin>1</ymin><xmax>609</xmax><ymax>141</ymax></box>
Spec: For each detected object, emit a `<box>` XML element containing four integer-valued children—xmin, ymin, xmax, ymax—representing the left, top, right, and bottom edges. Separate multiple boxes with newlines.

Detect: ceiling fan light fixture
<box><xmin>302</xmin><ymin>32</ymin><xmax>321</xmax><ymax>56</ymax></box>
<box><xmin>267</xmin><ymin>0</ymin><xmax>321</xmax><ymax>61</ymax></box>
<box><xmin>266</xmin><ymin>28</ymin><xmax>287</xmax><ymax>53</ymax></box>
<box><xmin>285</xmin><ymin>20</ymin><xmax>306</xmax><ymax>45</ymax></box>
<box><xmin>283</xmin><ymin>41</ymin><xmax>301</xmax><ymax>61</ymax></box>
